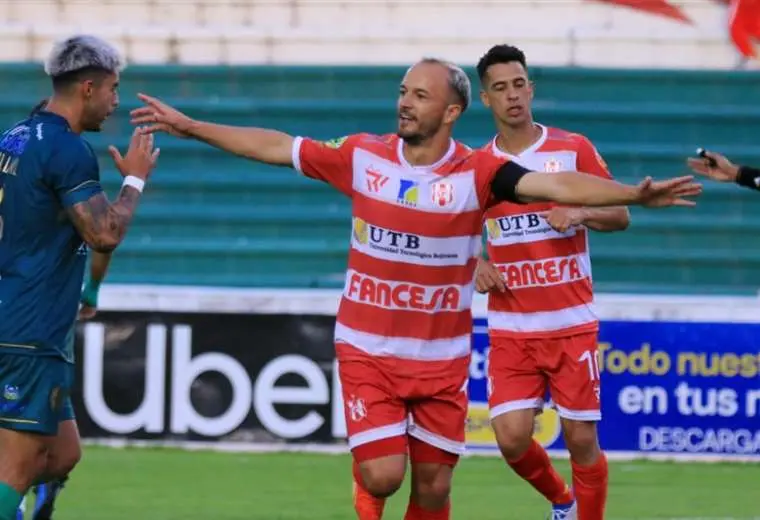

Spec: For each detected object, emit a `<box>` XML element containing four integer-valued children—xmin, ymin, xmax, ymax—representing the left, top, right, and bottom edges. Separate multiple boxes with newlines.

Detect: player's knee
<box><xmin>47</xmin><ymin>442</ymin><xmax>81</xmax><ymax>478</ymax></box>
<box><xmin>358</xmin><ymin>455</ymin><xmax>405</xmax><ymax>498</ymax></box>
<box><xmin>361</xmin><ymin>467</ymin><xmax>404</xmax><ymax>498</ymax></box>
<box><xmin>411</xmin><ymin>463</ymin><xmax>453</xmax><ymax>510</ymax></box>
<box><xmin>492</xmin><ymin>411</ymin><xmax>534</xmax><ymax>460</ymax></box>
<box><xmin>413</xmin><ymin>473</ymin><xmax>451</xmax><ymax>503</ymax></box>
<box><xmin>562</xmin><ymin>419</ymin><xmax>599</xmax><ymax>461</ymax></box>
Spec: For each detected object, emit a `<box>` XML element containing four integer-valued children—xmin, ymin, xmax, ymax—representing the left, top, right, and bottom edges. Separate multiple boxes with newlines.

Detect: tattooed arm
<box><xmin>66</xmin><ymin>187</ymin><xmax>142</xmax><ymax>253</ymax></box>
<box><xmin>54</xmin><ymin>128</ymin><xmax>158</xmax><ymax>253</ymax></box>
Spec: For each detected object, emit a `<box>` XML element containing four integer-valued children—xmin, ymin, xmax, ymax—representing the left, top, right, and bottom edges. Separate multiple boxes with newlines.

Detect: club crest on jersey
<box><xmin>544</xmin><ymin>158</ymin><xmax>562</xmax><ymax>173</ymax></box>
<box><xmin>2</xmin><ymin>385</ymin><xmax>19</xmax><ymax>401</ymax></box>
<box><xmin>431</xmin><ymin>181</ymin><xmax>454</xmax><ymax>208</ymax></box>
<box><xmin>397</xmin><ymin>179</ymin><xmax>419</xmax><ymax>207</ymax></box>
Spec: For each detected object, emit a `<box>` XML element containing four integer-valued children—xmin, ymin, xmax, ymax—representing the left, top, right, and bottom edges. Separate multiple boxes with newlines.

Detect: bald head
<box><xmin>397</xmin><ymin>58</ymin><xmax>471</xmax><ymax>145</ymax></box>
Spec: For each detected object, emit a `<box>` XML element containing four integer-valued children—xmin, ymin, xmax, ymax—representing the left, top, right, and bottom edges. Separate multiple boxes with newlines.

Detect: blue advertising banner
<box><xmin>466</xmin><ymin>319</ymin><xmax>760</xmax><ymax>458</ymax></box>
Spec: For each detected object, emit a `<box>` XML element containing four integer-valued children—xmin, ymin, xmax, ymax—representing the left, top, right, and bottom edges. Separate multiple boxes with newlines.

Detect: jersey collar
<box><xmin>397</xmin><ymin>137</ymin><xmax>456</xmax><ymax>171</ymax></box>
<box><xmin>490</xmin><ymin>123</ymin><xmax>547</xmax><ymax>160</ymax></box>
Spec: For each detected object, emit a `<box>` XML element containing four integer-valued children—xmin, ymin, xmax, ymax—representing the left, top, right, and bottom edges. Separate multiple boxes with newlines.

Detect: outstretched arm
<box><xmin>490</xmin><ymin>162</ymin><xmax>701</xmax><ymax>208</ymax></box>
<box><xmin>131</xmin><ymin>94</ymin><xmax>293</xmax><ymax>165</ymax></box>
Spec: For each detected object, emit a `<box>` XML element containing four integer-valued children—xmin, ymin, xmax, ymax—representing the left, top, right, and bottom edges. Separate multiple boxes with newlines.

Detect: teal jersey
<box><xmin>0</xmin><ymin>111</ymin><xmax>103</xmax><ymax>363</ymax></box>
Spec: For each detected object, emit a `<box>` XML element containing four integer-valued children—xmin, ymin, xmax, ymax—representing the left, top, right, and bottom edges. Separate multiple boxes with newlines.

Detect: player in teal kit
<box><xmin>0</xmin><ymin>35</ymin><xmax>159</xmax><ymax>520</ymax></box>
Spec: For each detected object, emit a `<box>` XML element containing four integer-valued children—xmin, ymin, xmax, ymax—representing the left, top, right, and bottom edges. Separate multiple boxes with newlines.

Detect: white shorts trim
<box><xmin>348</xmin><ymin>419</ymin><xmax>408</xmax><ymax>450</ymax></box>
<box><xmin>554</xmin><ymin>403</ymin><xmax>602</xmax><ymax>422</ymax></box>
<box><xmin>407</xmin><ymin>423</ymin><xmax>466</xmax><ymax>456</ymax></box>
<box><xmin>489</xmin><ymin>398</ymin><xmax>544</xmax><ymax>420</ymax></box>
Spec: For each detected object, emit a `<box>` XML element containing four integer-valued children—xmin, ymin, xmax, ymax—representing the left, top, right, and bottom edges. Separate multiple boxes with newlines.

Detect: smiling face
<box><xmin>479</xmin><ymin>60</ymin><xmax>534</xmax><ymax>130</ymax></box>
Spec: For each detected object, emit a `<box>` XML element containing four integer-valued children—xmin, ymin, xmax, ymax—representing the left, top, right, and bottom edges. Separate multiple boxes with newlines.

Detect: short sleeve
<box><xmin>292</xmin><ymin>134</ymin><xmax>361</xmax><ymax>197</ymax></box>
<box><xmin>47</xmin><ymin>138</ymin><xmax>103</xmax><ymax>208</ymax></box>
<box><xmin>576</xmin><ymin>136</ymin><xmax>612</xmax><ymax>180</ymax></box>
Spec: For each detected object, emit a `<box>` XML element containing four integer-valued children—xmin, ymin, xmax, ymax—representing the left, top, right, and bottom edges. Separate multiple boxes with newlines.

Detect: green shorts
<box><xmin>0</xmin><ymin>354</ymin><xmax>75</xmax><ymax>435</ymax></box>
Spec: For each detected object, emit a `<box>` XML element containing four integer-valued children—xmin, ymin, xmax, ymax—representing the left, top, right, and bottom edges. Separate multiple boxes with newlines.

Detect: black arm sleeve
<box><xmin>736</xmin><ymin>166</ymin><xmax>760</xmax><ymax>191</ymax></box>
<box><xmin>490</xmin><ymin>161</ymin><xmax>533</xmax><ymax>203</ymax></box>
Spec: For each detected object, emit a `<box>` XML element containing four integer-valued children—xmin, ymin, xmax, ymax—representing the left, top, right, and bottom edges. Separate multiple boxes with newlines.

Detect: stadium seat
<box><xmin>0</xmin><ymin>0</ymin><xmax>749</xmax><ymax>68</ymax></box>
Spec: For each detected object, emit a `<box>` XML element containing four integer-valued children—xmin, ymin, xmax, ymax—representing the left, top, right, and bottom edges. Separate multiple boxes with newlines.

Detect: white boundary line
<box><xmin>82</xmin><ymin>438</ymin><xmax>760</xmax><ymax>463</ymax></box>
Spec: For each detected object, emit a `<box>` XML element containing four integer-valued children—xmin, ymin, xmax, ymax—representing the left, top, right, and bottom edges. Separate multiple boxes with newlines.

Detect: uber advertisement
<box><xmin>72</xmin><ymin>312</ymin><xmax>760</xmax><ymax>458</ymax></box>
<box><xmin>467</xmin><ymin>318</ymin><xmax>760</xmax><ymax>459</ymax></box>
<box><xmin>72</xmin><ymin>312</ymin><xmax>344</xmax><ymax>444</ymax></box>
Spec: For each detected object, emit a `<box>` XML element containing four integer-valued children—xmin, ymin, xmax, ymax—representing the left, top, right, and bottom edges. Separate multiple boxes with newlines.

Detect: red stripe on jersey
<box><xmin>488</xmin><ymin>231</ymin><xmax>589</xmax><ymax>263</ymax></box>
<box><xmin>338</xmin><ymin>299</ymin><xmax>473</xmax><ymax>340</ymax></box>
<box><xmin>489</xmin><ymin>280</ymin><xmax>594</xmax><ymax>313</ymax></box>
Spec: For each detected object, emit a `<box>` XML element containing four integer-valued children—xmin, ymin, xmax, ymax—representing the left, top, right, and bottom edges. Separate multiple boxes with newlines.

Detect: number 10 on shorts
<box><xmin>579</xmin><ymin>349</ymin><xmax>601</xmax><ymax>381</ymax></box>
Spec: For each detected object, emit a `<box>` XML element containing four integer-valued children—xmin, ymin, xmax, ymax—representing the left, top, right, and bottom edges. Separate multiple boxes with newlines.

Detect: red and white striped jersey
<box><xmin>483</xmin><ymin>125</ymin><xmax>612</xmax><ymax>339</ymax></box>
<box><xmin>292</xmin><ymin>133</ymin><xmax>508</xmax><ymax>378</ymax></box>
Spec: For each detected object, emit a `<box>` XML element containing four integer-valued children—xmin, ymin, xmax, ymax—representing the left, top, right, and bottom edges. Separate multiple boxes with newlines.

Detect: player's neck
<box><xmin>44</xmin><ymin>97</ymin><xmax>84</xmax><ymax>134</ymax></box>
<box><xmin>495</xmin><ymin>121</ymin><xmax>542</xmax><ymax>156</ymax></box>
<box><xmin>401</xmin><ymin>134</ymin><xmax>452</xmax><ymax>167</ymax></box>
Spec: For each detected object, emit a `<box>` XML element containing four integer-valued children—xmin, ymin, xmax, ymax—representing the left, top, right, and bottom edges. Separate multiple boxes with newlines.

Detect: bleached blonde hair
<box><xmin>44</xmin><ymin>35</ymin><xmax>125</xmax><ymax>77</ymax></box>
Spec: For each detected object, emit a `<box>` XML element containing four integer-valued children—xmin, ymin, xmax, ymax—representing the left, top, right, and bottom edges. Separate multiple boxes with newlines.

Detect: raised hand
<box><xmin>130</xmin><ymin>93</ymin><xmax>195</xmax><ymax>138</ymax></box>
<box><xmin>108</xmin><ymin>126</ymin><xmax>160</xmax><ymax>179</ymax></box>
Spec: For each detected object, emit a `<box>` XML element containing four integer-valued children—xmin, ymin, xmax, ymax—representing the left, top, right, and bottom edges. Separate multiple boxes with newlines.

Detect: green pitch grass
<box><xmin>27</xmin><ymin>446</ymin><xmax>758</xmax><ymax>520</ymax></box>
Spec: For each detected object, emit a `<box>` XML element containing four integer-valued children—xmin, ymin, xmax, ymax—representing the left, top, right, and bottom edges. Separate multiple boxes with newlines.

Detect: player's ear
<box><xmin>443</xmin><ymin>104</ymin><xmax>462</xmax><ymax>125</ymax></box>
<box><xmin>528</xmin><ymin>80</ymin><xmax>535</xmax><ymax>101</ymax></box>
<box><xmin>81</xmin><ymin>79</ymin><xmax>95</xmax><ymax>100</ymax></box>
<box><xmin>480</xmin><ymin>89</ymin><xmax>490</xmax><ymax>108</ymax></box>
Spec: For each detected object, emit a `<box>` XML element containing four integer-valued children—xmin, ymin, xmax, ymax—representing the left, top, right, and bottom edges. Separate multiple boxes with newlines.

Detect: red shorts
<box><xmin>337</xmin><ymin>346</ymin><xmax>468</xmax><ymax>464</ymax></box>
<box><xmin>487</xmin><ymin>332</ymin><xmax>602</xmax><ymax>422</ymax></box>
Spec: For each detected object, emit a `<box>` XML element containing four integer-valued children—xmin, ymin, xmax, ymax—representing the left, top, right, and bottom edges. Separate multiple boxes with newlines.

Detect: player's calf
<box><xmin>561</xmin><ymin>419</ymin><xmax>607</xmax><ymax>520</ymax></box>
<box><xmin>492</xmin><ymin>410</ymin><xmax>573</xmax><ymax>508</ymax></box>
<box><xmin>0</xmin><ymin>429</ymin><xmax>48</xmax><ymax>520</ymax></box>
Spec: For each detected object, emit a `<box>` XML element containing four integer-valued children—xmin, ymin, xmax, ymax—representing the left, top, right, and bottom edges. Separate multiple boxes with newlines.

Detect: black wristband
<box><xmin>736</xmin><ymin>166</ymin><xmax>760</xmax><ymax>191</ymax></box>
